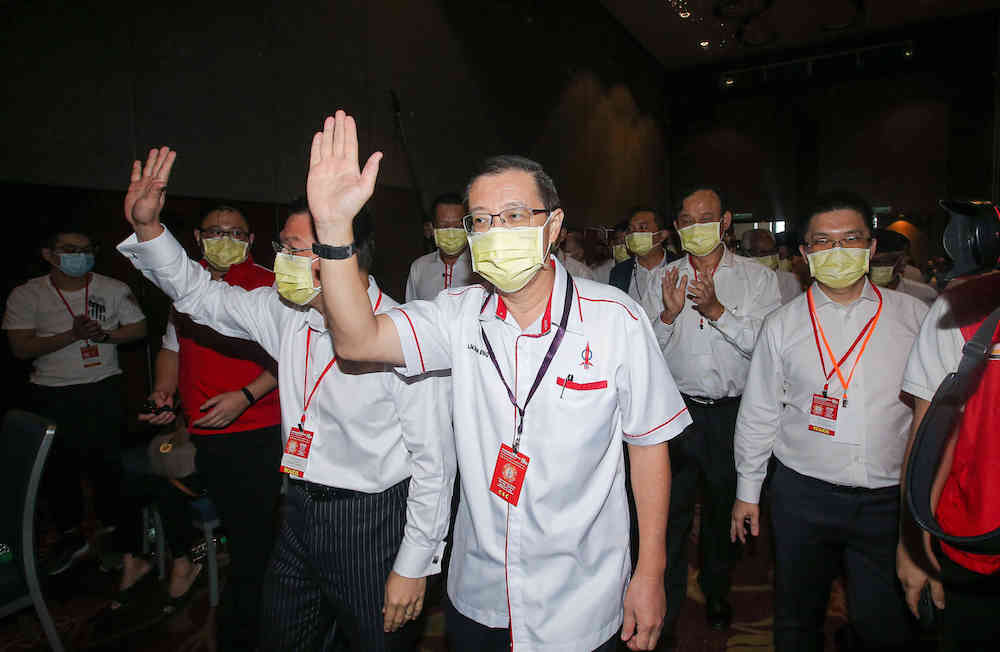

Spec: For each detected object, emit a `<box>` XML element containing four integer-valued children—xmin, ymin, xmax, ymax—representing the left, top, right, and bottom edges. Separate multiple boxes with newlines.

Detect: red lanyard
<box><xmin>689</xmin><ymin>255</ymin><xmax>718</xmax><ymax>330</ymax></box>
<box><xmin>53</xmin><ymin>276</ymin><xmax>90</xmax><ymax>319</ymax></box>
<box><xmin>443</xmin><ymin>262</ymin><xmax>453</xmax><ymax>288</ymax></box>
<box><xmin>806</xmin><ymin>284</ymin><xmax>883</xmax><ymax>407</ymax></box>
<box><xmin>299</xmin><ymin>289</ymin><xmax>380</xmax><ymax>425</ymax></box>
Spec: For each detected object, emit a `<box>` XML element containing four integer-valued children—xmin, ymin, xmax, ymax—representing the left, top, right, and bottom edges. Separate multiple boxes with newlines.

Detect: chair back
<box><xmin>0</xmin><ymin>410</ymin><xmax>56</xmax><ymax>574</ymax></box>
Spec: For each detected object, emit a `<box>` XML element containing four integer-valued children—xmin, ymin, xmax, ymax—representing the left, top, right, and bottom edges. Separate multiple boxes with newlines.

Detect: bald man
<box><xmin>742</xmin><ymin>229</ymin><xmax>802</xmax><ymax>305</ymax></box>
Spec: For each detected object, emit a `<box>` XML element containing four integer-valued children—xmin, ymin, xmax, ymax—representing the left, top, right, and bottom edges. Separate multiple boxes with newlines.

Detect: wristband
<box><xmin>241</xmin><ymin>387</ymin><xmax>256</xmax><ymax>406</ymax></box>
<box><xmin>312</xmin><ymin>241</ymin><xmax>359</xmax><ymax>260</ymax></box>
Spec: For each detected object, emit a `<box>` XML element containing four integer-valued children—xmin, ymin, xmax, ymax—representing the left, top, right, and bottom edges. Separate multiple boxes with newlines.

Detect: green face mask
<box><xmin>807</xmin><ymin>247</ymin><xmax>870</xmax><ymax>289</ymax></box>
<box><xmin>433</xmin><ymin>228</ymin><xmax>468</xmax><ymax>256</ymax></box>
<box><xmin>274</xmin><ymin>252</ymin><xmax>321</xmax><ymax>305</ymax></box>
<box><xmin>752</xmin><ymin>254</ymin><xmax>779</xmax><ymax>270</ymax></box>
<box><xmin>869</xmin><ymin>265</ymin><xmax>896</xmax><ymax>287</ymax></box>
<box><xmin>625</xmin><ymin>232</ymin><xmax>655</xmax><ymax>257</ymax></box>
<box><xmin>612</xmin><ymin>243</ymin><xmax>630</xmax><ymax>263</ymax></box>
<box><xmin>202</xmin><ymin>236</ymin><xmax>249</xmax><ymax>270</ymax></box>
<box><xmin>468</xmin><ymin>219</ymin><xmax>550</xmax><ymax>293</ymax></box>
<box><xmin>678</xmin><ymin>222</ymin><xmax>722</xmax><ymax>257</ymax></box>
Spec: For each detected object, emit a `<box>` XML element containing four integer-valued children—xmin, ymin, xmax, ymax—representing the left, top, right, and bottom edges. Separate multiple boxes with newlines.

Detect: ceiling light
<box><xmin>724</xmin><ymin>77</ymin><xmax>735</xmax><ymax>86</ymax></box>
<box><xmin>699</xmin><ymin>40</ymin><xmax>710</xmax><ymax>48</ymax></box>
<box><xmin>679</xmin><ymin>11</ymin><xmax>691</xmax><ymax>18</ymax></box>
<box><xmin>903</xmin><ymin>48</ymin><xmax>913</xmax><ymax>58</ymax></box>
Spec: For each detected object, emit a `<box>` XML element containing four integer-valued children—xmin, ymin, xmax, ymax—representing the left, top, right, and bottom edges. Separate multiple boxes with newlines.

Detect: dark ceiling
<box><xmin>599</xmin><ymin>0</ymin><xmax>1000</xmax><ymax>70</ymax></box>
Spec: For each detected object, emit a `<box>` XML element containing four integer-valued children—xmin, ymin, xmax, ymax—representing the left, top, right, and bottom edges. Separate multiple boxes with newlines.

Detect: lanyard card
<box><xmin>808</xmin><ymin>393</ymin><xmax>839</xmax><ymax>437</ymax></box>
<box><xmin>490</xmin><ymin>444</ymin><xmax>529</xmax><ymax>507</ymax></box>
<box><xmin>280</xmin><ymin>424</ymin><xmax>314</xmax><ymax>478</ymax></box>
<box><xmin>80</xmin><ymin>344</ymin><xmax>102</xmax><ymax>368</ymax></box>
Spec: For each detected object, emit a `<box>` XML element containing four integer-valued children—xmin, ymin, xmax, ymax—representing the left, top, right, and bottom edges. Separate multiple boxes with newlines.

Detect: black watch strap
<box><xmin>312</xmin><ymin>242</ymin><xmax>358</xmax><ymax>260</ymax></box>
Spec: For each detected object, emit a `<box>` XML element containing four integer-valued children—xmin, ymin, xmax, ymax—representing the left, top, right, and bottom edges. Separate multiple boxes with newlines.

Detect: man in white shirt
<box><xmin>868</xmin><ymin>229</ymin><xmax>938</xmax><ymax>305</ymax></box>
<box><xmin>117</xmin><ymin>148</ymin><xmax>455</xmax><ymax>652</ymax></box>
<box><xmin>645</xmin><ymin>186</ymin><xmax>780</xmax><ymax>634</ymax></box>
<box><xmin>555</xmin><ymin>227</ymin><xmax>595</xmax><ymax>280</ymax></box>
<box><xmin>731</xmin><ymin>192</ymin><xmax>926</xmax><ymax>651</ymax></box>
<box><xmin>741</xmin><ymin>228</ymin><xmax>802</xmax><ymax>304</ymax></box>
<box><xmin>405</xmin><ymin>193</ymin><xmax>476</xmax><ymax>300</ymax></box>
<box><xmin>302</xmin><ymin>111</ymin><xmax>692</xmax><ymax>651</ymax></box>
<box><xmin>4</xmin><ymin>226</ymin><xmax>147</xmax><ymax>575</ymax></box>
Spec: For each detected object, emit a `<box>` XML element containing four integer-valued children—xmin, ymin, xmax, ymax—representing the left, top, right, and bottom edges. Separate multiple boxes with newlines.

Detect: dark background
<box><xmin>3</xmin><ymin>0</ymin><xmax>999</xmax><ymax>421</ymax></box>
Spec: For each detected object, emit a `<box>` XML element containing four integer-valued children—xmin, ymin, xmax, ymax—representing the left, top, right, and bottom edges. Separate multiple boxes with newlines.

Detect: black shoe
<box><xmin>706</xmin><ymin>599</ymin><xmax>732</xmax><ymax>631</ymax></box>
<box><xmin>45</xmin><ymin>531</ymin><xmax>90</xmax><ymax>576</ymax></box>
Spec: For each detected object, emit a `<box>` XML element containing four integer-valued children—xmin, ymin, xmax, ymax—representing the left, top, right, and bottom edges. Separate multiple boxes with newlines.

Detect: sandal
<box><xmin>109</xmin><ymin>559</ymin><xmax>156</xmax><ymax>611</ymax></box>
<box><xmin>162</xmin><ymin>563</ymin><xmax>204</xmax><ymax>615</ymax></box>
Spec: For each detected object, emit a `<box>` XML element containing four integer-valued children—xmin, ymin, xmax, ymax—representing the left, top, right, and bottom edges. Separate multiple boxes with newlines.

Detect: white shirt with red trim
<box><xmin>735</xmin><ymin>280</ymin><xmax>929</xmax><ymax>503</ymax></box>
<box><xmin>117</xmin><ymin>228</ymin><xmax>455</xmax><ymax>579</ymax></box>
<box><xmin>405</xmin><ymin>247</ymin><xmax>475</xmax><ymax>301</ymax></box>
<box><xmin>385</xmin><ymin>256</ymin><xmax>691</xmax><ymax>652</ymax></box>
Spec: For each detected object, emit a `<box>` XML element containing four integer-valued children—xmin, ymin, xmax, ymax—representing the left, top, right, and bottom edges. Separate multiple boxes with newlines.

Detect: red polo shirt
<box><xmin>173</xmin><ymin>256</ymin><xmax>280</xmax><ymax>435</ymax></box>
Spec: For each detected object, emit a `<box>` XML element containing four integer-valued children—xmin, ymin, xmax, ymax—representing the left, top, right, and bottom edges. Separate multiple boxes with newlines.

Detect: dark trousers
<box><xmin>445</xmin><ymin>600</ymin><xmax>618</xmax><ymax>652</ymax></box>
<box><xmin>194</xmin><ymin>425</ymin><xmax>282</xmax><ymax>652</ymax></box>
<box><xmin>770</xmin><ymin>461</ymin><xmax>912</xmax><ymax>651</ymax></box>
<box><xmin>261</xmin><ymin>477</ymin><xmax>421</xmax><ymax>652</ymax></box>
<box><xmin>935</xmin><ymin>542</ymin><xmax>1000</xmax><ymax>650</ymax></box>
<box><xmin>30</xmin><ymin>375</ymin><xmax>124</xmax><ymax>531</ymax></box>
<box><xmin>664</xmin><ymin>397</ymin><xmax>740</xmax><ymax>626</ymax></box>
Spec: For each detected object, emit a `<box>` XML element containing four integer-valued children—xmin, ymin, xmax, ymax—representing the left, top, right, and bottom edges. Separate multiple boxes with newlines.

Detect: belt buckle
<box><xmin>688</xmin><ymin>395</ymin><xmax>715</xmax><ymax>406</ymax></box>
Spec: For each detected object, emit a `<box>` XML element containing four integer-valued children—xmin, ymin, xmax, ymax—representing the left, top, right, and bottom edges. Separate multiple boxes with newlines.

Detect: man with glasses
<box><xmin>139</xmin><ymin>205</ymin><xmax>281</xmax><ymax>650</ymax></box>
<box><xmin>298</xmin><ymin>111</ymin><xmax>691</xmax><ymax>652</ymax></box>
<box><xmin>651</xmin><ymin>186</ymin><xmax>781</xmax><ymax>636</ymax></box>
<box><xmin>4</xmin><ymin>226</ymin><xmax>146</xmax><ymax>575</ymax></box>
<box><xmin>406</xmin><ymin>193</ymin><xmax>476</xmax><ymax>301</ymax></box>
<box><xmin>731</xmin><ymin>192</ymin><xmax>926</xmax><ymax>650</ymax></box>
<box><xmin>610</xmin><ymin>207</ymin><xmax>674</xmax><ymax>301</ymax></box>
<box><xmin>117</xmin><ymin>156</ymin><xmax>454</xmax><ymax>652</ymax></box>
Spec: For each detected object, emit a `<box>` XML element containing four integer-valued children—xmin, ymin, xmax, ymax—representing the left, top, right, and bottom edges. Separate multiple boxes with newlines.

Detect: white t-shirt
<box><xmin>3</xmin><ymin>273</ymin><xmax>146</xmax><ymax>386</ymax></box>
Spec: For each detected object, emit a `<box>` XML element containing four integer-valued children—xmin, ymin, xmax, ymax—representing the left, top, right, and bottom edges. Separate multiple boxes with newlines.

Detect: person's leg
<box><xmin>30</xmin><ymin>383</ymin><xmax>85</xmax><ymax>535</ymax></box>
<box><xmin>936</xmin><ymin>551</ymin><xmax>1000</xmax><ymax>650</ymax></box>
<box><xmin>841</xmin><ymin>489</ymin><xmax>913</xmax><ymax>650</ymax></box>
<box><xmin>194</xmin><ymin>426</ymin><xmax>283</xmax><ymax>651</ymax></box>
<box><xmin>259</xmin><ymin>484</ymin><xmax>331</xmax><ymax>651</ymax></box>
<box><xmin>445</xmin><ymin>599</ymin><xmax>510</xmax><ymax>652</ymax></box>
<box><xmin>696</xmin><ymin>400</ymin><xmax>740</xmax><ymax>610</ymax></box>
<box><xmin>83</xmin><ymin>375</ymin><xmax>125</xmax><ymax>529</ymax></box>
<box><xmin>662</xmin><ymin>426</ymin><xmax>699</xmax><ymax>632</ymax></box>
<box><xmin>769</xmin><ymin>463</ymin><xmax>843</xmax><ymax>652</ymax></box>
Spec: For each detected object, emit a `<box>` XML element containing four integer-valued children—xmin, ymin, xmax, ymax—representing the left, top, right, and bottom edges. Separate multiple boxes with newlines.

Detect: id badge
<box><xmin>279</xmin><ymin>424</ymin><xmax>314</xmax><ymax>478</ymax></box>
<box><xmin>490</xmin><ymin>444</ymin><xmax>529</xmax><ymax>507</ymax></box>
<box><xmin>80</xmin><ymin>344</ymin><xmax>101</xmax><ymax>368</ymax></box>
<box><xmin>807</xmin><ymin>393</ymin><xmax>839</xmax><ymax>437</ymax></box>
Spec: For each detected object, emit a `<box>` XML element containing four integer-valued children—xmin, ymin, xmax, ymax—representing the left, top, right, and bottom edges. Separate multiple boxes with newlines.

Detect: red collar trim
<box><xmin>493</xmin><ymin>258</ymin><xmax>558</xmax><ymax>331</ymax></box>
<box><xmin>198</xmin><ymin>254</ymin><xmax>255</xmax><ymax>279</ymax></box>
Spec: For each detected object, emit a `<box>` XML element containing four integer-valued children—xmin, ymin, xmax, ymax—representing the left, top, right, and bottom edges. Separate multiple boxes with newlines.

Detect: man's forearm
<box><xmin>7</xmin><ymin>330</ymin><xmax>76</xmax><ymax>360</ymax></box>
<box><xmin>244</xmin><ymin>370</ymin><xmax>278</xmax><ymax>401</ymax></box>
<box><xmin>107</xmin><ymin>320</ymin><xmax>147</xmax><ymax>345</ymax></box>
<box><xmin>628</xmin><ymin>442</ymin><xmax>671</xmax><ymax>575</ymax></box>
<box><xmin>152</xmin><ymin>348</ymin><xmax>179</xmax><ymax>395</ymax></box>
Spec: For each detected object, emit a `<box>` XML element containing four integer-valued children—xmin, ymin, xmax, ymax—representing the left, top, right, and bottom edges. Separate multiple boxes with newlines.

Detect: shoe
<box><xmin>162</xmin><ymin>563</ymin><xmax>203</xmax><ymax>615</ymax></box>
<box><xmin>45</xmin><ymin>531</ymin><xmax>90</xmax><ymax>576</ymax></box>
<box><xmin>706</xmin><ymin>598</ymin><xmax>732</xmax><ymax>631</ymax></box>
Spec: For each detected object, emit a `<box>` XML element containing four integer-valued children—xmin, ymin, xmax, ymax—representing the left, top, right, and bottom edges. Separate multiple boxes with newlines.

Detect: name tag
<box><xmin>280</xmin><ymin>424</ymin><xmax>314</xmax><ymax>478</ymax></box>
<box><xmin>80</xmin><ymin>344</ymin><xmax>102</xmax><ymax>368</ymax></box>
<box><xmin>490</xmin><ymin>444</ymin><xmax>529</xmax><ymax>507</ymax></box>
<box><xmin>807</xmin><ymin>393</ymin><xmax>839</xmax><ymax>437</ymax></box>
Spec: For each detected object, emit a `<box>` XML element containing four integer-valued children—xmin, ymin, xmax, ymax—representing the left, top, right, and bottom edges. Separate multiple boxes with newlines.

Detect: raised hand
<box><xmin>660</xmin><ymin>268</ymin><xmax>688</xmax><ymax>325</ymax></box>
<box><xmin>306</xmin><ymin>110</ymin><xmax>382</xmax><ymax>238</ymax></box>
<box><xmin>688</xmin><ymin>274</ymin><xmax>724</xmax><ymax>321</ymax></box>
<box><xmin>124</xmin><ymin>146</ymin><xmax>176</xmax><ymax>235</ymax></box>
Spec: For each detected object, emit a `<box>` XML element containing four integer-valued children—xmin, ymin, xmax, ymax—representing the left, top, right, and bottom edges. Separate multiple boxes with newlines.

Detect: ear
<box><xmin>721</xmin><ymin>210</ymin><xmax>733</xmax><ymax>234</ymax></box>
<box><xmin>546</xmin><ymin>210</ymin><xmax>565</xmax><ymax>252</ymax></box>
<box><xmin>194</xmin><ymin>229</ymin><xmax>202</xmax><ymax>246</ymax></box>
<box><xmin>799</xmin><ymin>244</ymin><xmax>809</xmax><ymax>260</ymax></box>
<box><xmin>869</xmin><ymin>237</ymin><xmax>878</xmax><ymax>259</ymax></box>
<box><xmin>41</xmin><ymin>248</ymin><xmax>56</xmax><ymax>266</ymax></box>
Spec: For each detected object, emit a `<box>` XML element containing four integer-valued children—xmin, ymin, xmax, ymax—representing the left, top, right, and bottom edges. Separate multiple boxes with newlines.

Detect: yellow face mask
<box><xmin>751</xmin><ymin>254</ymin><xmax>779</xmax><ymax>270</ymax></box>
<box><xmin>274</xmin><ymin>252</ymin><xmax>321</xmax><ymax>305</ymax></box>
<box><xmin>612</xmin><ymin>243</ymin><xmax>630</xmax><ymax>263</ymax></box>
<box><xmin>625</xmin><ymin>232</ymin><xmax>655</xmax><ymax>257</ymax></box>
<box><xmin>678</xmin><ymin>222</ymin><xmax>722</xmax><ymax>257</ymax></box>
<box><xmin>778</xmin><ymin>258</ymin><xmax>793</xmax><ymax>272</ymax></box>
<box><xmin>869</xmin><ymin>265</ymin><xmax>896</xmax><ymax>287</ymax></box>
<box><xmin>807</xmin><ymin>247</ymin><xmax>870</xmax><ymax>289</ymax></box>
<box><xmin>469</xmin><ymin>220</ymin><xmax>550</xmax><ymax>293</ymax></box>
<box><xmin>202</xmin><ymin>236</ymin><xmax>249</xmax><ymax>270</ymax></box>
<box><xmin>433</xmin><ymin>228</ymin><xmax>468</xmax><ymax>256</ymax></box>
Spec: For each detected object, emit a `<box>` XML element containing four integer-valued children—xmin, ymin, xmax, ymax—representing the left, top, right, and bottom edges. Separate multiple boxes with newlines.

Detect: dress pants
<box><xmin>30</xmin><ymin>375</ymin><xmax>124</xmax><ymax>531</ymax></box>
<box><xmin>261</xmin><ymin>477</ymin><xmax>421</xmax><ymax>652</ymax></box>
<box><xmin>663</xmin><ymin>397</ymin><xmax>740</xmax><ymax>627</ymax></box>
<box><xmin>770</xmin><ymin>461</ymin><xmax>912</xmax><ymax>651</ymax></box>
<box><xmin>445</xmin><ymin>600</ymin><xmax>619</xmax><ymax>652</ymax></box>
<box><xmin>193</xmin><ymin>425</ymin><xmax>282</xmax><ymax>652</ymax></box>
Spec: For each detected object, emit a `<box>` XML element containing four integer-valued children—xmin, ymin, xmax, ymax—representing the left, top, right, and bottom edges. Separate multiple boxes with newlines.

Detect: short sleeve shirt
<box><xmin>3</xmin><ymin>273</ymin><xmax>145</xmax><ymax>386</ymax></box>
<box><xmin>386</xmin><ymin>257</ymin><xmax>691</xmax><ymax>652</ymax></box>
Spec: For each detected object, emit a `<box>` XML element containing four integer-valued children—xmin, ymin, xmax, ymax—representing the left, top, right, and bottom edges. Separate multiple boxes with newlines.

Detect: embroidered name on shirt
<box><xmin>467</xmin><ymin>343</ymin><xmax>489</xmax><ymax>357</ymax></box>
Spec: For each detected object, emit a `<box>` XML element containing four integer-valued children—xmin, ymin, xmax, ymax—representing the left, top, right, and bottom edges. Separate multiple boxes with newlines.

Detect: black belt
<box><xmin>681</xmin><ymin>393</ymin><xmax>741</xmax><ymax>407</ymax></box>
<box><xmin>777</xmin><ymin>460</ymin><xmax>898</xmax><ymax>496</ymax></box>
<box><xmin>290</xmin><ymin>477</ymin><xmax>408</xmax><ymax>502</ymax></box>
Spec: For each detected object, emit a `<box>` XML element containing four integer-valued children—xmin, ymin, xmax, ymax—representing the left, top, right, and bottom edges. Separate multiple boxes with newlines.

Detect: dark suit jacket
<box><xmin>609</xmin><ymin>258</ymin><xmax>636</xmax><ymax>294</ymax></box>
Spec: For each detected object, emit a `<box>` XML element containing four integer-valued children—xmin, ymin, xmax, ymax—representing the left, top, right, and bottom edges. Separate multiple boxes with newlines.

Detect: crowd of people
<box><xmin>3</xmin><ymin>108</ymin><xmax>998</xmax><ymax>652</ymax></box>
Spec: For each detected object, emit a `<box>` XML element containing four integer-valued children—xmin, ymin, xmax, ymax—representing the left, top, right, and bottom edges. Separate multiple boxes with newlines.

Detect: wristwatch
<box><xmin>312</xmin><ymin>242</ymin><xmax>358</xmax><ymax>260</ymax></box>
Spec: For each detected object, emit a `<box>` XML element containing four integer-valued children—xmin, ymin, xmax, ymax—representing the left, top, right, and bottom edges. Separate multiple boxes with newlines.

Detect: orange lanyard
<box><xmin>806</xmin><ymin>285</ymin><xmax>883</xmax><ymax>407</ymax></box>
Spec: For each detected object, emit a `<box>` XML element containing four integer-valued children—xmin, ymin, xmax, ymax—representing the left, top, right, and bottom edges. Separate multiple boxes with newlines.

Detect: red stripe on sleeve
<box><xmin>393</xmin><ymin>308</ymin><xmax>426</xmax><ymax>373</ymax></box>
<box><xmin>623</xmin><ymin>406</ymin><xmax>689</xmax><ymax>438</ymax></box>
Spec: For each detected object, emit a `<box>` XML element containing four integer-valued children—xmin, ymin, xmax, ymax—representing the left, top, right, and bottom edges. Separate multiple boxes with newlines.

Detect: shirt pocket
<box><xmin>556</xmin><ymin>376</ymin><xmax>608</xmax><ymax>391</ymax></box>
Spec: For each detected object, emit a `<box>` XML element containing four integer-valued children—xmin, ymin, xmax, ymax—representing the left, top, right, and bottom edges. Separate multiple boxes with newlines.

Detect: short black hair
<box><xmin>43</xmin><ymin>223</ymin><xmax>94</xmax><ymax>250</ymax></box>
<box><xmin>288</xmin><ymin>197</ymin><xmax>376</xmax><ymax>272</ymax></box>
<box><xmin>873</xmin><ymin>228</ymin><xmax>910</xmax><ymax>253</ymax></box>
<box><xmin>627</xmin><ymin>206</ymin><xmax>664</xmax><ymax>229</ymax></box>
<box><xmin>430</xmin><ymin>193</ymin><xmax>463</xmax><ymax>221</ymax></box>
<box><xmin>464</xmin><ymin>155</ymin><xmax>561</xmax><ymax>213</ymax></box>
<box><xmin>200</xmin><ymin>205</ymin><xmax>249</xmax><ymax>230</ymax></box>
<box><xmin>613</xmin><ymin>220</ymin><xmax>629</xmax><ymax>233</ymax></box>
<box><xmin>673</xmin><ymin>185</ymin><xmax>726</xmax><ymax>216</ymax></box>
<box><xmin>804</xmin><ymin>191</ymin><xmax>874</xmax><ymax>235</ymax></box>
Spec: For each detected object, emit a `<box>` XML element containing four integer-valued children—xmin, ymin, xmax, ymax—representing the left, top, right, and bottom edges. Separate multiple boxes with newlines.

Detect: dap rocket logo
<box><xmin>580</xmin><ymin>343</ymin><xmax>594</xmax><ymax>369</ymax></box>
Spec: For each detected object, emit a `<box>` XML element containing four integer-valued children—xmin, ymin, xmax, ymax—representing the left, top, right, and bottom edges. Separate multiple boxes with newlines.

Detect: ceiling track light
<box><xmin>700</xmin><ymin>40</ymin><xmax>711</xmax><ymax>48</ymax></box>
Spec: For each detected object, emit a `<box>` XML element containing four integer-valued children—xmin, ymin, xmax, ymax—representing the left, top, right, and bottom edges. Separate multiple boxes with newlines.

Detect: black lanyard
<box><xmin>480</xmin><ymin>269</ymin><xmax>574</xmax><ymax>454</ymax></box>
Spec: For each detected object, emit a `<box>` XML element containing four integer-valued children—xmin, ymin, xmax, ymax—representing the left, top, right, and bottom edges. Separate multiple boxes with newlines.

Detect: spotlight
<box><xmin>679</xmin><ymin>11</ymin><xmax>691</xmax><ymax>18</ymax></box>
<box><xmin>699</xmin><ymin>40</ymin><xmax>710</xmax><ymax>48</ymax></box>
<box><xmin>724</xmin><ymin>77</ymin><xmax>735</xmax><ymax>86</ymax></box>
<box><xmin>903</xmin><ymin>48</ymin><xmax>914</xmax><ymax>58</ymax></box>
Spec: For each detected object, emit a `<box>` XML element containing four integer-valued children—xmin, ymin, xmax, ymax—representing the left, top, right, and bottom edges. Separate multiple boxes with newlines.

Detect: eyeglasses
<box><xmin>272</xmin><ymin>241</ymin><xmax>312</xmax><ymax>255</ymax></box>
<box><xmin>54</xmin><ymin>245</ymin><xmax>97</xmax><ymax>255</ymax></box>
<box><xmin>200</xmin><ymin>227</ymin><xmax>250</xmax><ymax>241</ymax></box>
<box><xmin>462</xmin><ymin>207</ymin><xmax>552</xmax><ymax>234</ymax></box>
<box><xmin>806</xmin><ymin>235</ymin><xmax>871</xmax><ymax>251</ymax></box>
